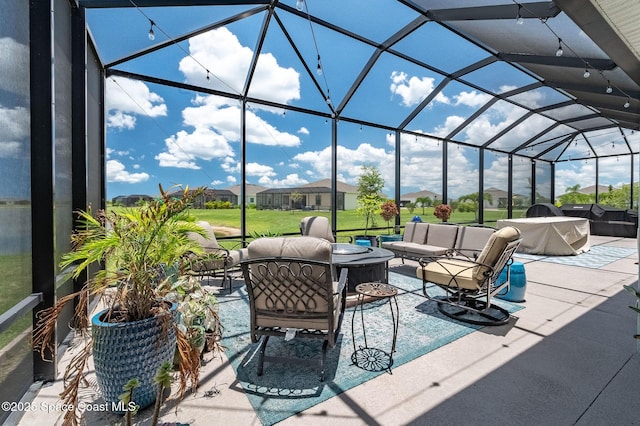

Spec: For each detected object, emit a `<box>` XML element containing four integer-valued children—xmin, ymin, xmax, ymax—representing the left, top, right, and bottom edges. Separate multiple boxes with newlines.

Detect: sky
<box><xmin>0</xmin><ymin>0</ymin><xmax>637</xmax><ymax>202</ymax></box>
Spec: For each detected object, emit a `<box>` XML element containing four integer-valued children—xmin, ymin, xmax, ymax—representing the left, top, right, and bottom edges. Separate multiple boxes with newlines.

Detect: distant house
<box><xmin>400</xmin><ymin>190</ymin><xmax>442</xmax><ymax>207</ymax></box>
<box><xmin>111</xmin><ymin>194</ymin><xmax>153</xmax><ymax>207</ymax></box>
<box><xmin>226</xmin><ymin>184</ymin><xmax>267</xmax><ymax>206</ymax></box>
<box><xmin>213</xmin><ymin>189</ymin><xmax>238</xmax><ymax>206</ymax></box>
<box><xmin>256</xmin><ymin>179</ymin><xmax>358</xmax><ymax>210</ymax></box>
<box><xmin>168</xmin><ymin>188</ymin><xmax>217</xmax><ymax>209</ymax></box>
<box><xmin>577</xmin><ymin>184</ymin><xmax>611</xmax><ymax>195</ymax></box>
<box><xmin>483</xmin><ymin>187</ymin><xmax>527</xmax><ymax>209</ymax></box>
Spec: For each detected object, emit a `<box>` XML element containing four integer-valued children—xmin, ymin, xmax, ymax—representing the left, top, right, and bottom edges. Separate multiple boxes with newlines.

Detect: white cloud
<box><xmin>246</xmin><ymin>162</ymin><xmax>276</xmax><ymax>178</ymax></box>
<box><xmin>155</xmin><ymin>128</ymin><xmax>233</xmax><ymax>169</ymax></box>
<box><xmin>226</xmin><ymin>175</ymin><xmax>237</xmax><ymax>184</ymax></box>
<box><xmin>0</xmin><ymin>141</ymin><xmax>20</xmax><ymax>158</ymax></box>
<box><xmin>153</xmin><ymin>27</ymin><xmax>302</xmax><ymax>174</ymax></box>
<box><xmin>454</xmin><ymin>90</ymin><xmax>492</xmax><ymax>108</ymax></box>
<box><xmin>390</xmin><ymin>71</ymin><xmax>450</xmax><ymax>107</ymax></box>
<box><xmin>0</xmin><ymin>105</ymin><xmax>29</xmax><ymax>158</ymax></box>
<box><xmin>0</xmin><ymin>38</ymin><xmax>29</xmax><ymax>96</ymax></box>
<box><xmin>105</xmin><ymin>77</ymin><xmax>167</xmax><ymax>129</ymax></box>
<box><xmin>107</xmin><ymin>111</ymin><xmax>136</xmax><ymax>130</ymax></box>
<box><xmin>156</xmin><ymin>94</ymin><xmax>300</xmax><ymax>170</ymax></box>
<box><xmin>179</xmin><ymin>27</ymin><xmax>300</xmax><ymax>106</ymax></box>
<box><xmin>258</xmin><ymin>173</ymin><xmax>308</xmax><ymax>187</ymax></box>
<box><xmin>106</xmin><ymin>159</ymin><xmax>150</xmax><ymax>184</ymax></box>
<box><xmin>298</xmin><ymin>127</ymin><xmax>310</xmax><ymax>135</ymax></box>
<box><xmin>293</xmin><ymin>143</ymin><xmax>395</xmax><ymax>191</ymax></box>
<box><xmin>433</xmin><ymin>115</ymin><xmax>466</xmax><ymax>138</ymax></box>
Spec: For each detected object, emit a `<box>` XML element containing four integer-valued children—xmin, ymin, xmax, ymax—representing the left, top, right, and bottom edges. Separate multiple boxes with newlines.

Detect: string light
<box><xmin>296</xmin><ymin>0</ymin><xmax>304</xmax><ymax>11</ymax></box>
<box><xmin>148</xmin><ymin>19</ymin><xmax>155</xmax><ymax>40</ymax></box>
<box><xmin>516</xmin><ymin>4</ymin><xmax>524</xmax><ymax>25</ymax></box>
<box><xmin>521</xmin><ymin>0</ymin><xmax>635</xmax><ymax>105</ymax></box>
<box><xmin>555</xmin><ymin>38</ymin><xmax>563</xmax><ymax>57</ymax></box>
<box><xmin>316</xmin><ymin>54</ymin><xmax>323</xmax><ymax>75</ymax></box>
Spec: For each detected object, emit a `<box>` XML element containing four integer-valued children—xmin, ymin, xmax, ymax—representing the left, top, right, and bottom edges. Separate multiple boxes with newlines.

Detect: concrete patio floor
<box><xmin>13</xmin><ymin>235</ymin><xmax>640</xmax><ymax>425</ymax></box>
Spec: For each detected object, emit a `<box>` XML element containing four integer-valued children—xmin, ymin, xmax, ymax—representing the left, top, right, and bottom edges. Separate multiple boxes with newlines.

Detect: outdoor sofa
<box><xmin>380</xmin><ymin>222</ymin><xmax>496</xmax><ymax>262</ymax></box>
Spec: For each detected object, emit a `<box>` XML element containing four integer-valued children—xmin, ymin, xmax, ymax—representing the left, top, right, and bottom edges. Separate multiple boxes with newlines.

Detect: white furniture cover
<box><xmin>497</xmin><ymin>217</ymin><xmax>590</xmax><ymax>255</ymax></box>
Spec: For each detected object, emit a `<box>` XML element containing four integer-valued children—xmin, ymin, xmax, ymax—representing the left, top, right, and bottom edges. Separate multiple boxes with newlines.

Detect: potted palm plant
<box><xmin>32</xmin><ymin>185</ymin><xmax>222</xmax><ymax>425</ymax></box>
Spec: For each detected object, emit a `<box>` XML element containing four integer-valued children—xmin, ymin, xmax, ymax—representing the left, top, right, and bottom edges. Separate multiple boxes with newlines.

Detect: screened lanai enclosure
<box><xmin>93</xmin><ymin>0</ymin><xmax>640</xmax><ymax>229</ymax></box>
<box><xmin>0</xmin><ymin>0</ymin><xmax>639</xmax><ymax>418</ymax></box>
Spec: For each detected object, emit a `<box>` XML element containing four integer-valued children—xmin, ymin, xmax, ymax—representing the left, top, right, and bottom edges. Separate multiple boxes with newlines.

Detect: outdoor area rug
<box><xmin>514</xmin><ymin>244</ymin><xmax>636</xmax><ymax>269</ymax></box>
<box><xmin>217</xmin><ymin>272</ymin><xmax>524</xmax><ymax>425</ymax></box>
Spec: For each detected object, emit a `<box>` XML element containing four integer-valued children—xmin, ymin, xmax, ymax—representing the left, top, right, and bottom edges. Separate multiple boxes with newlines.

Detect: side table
<box><xmin>351</xmin><ymin>282</ymin><xmax>399</xmax><ymax>373</ymax></box>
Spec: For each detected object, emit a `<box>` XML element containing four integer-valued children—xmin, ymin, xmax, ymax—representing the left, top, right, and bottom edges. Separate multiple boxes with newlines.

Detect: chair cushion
<box><xmin>473</xmin><ymin>226</ymin><xmax>521</xmax><ymax>281</ymax></box>
<box><xmin>189</xmin><ymin>221</ymin><xmax>221</xmax><ymax>250</ymax></box>
<box><xmin>227</xmin><ymin>247</ymin><xmax>249</xmax><ymax>265</ymax></box>
<box><xmin>300</xmin><ymin>216</ymin><xmax>335</xmax><ymax>243</ymax></box>
<box><xmin>248</xmin><ymin>236</ymin><xmax>332</xmax><ymax>262</ymax></box>
<box><xmin>416</xmin><ymin>258</ymin><xmax>480</xmax><ymax>290</ymax></box>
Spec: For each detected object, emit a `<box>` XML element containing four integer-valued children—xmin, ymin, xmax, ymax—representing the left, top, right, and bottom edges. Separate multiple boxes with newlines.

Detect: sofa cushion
<box><xmin>402</xmin><ymin>222</ymin><xmax>429</xmax><ymax>243</ymax></box>
<box><xmin>425</xmin><ymin>223</ymin><xmax>458</xmax><ymax>249</ymax></box>
<box><xmin>454</xmin><ymin>226</ymin><xmax>495</xmax><ymax>258</ymax></box>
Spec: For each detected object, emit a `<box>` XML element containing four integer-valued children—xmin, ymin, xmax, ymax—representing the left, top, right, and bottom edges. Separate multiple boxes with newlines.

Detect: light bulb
<box><xmin>316</xmin><ymin>63</ymin><xmax>323</xmax><ymax>75</ymax></box>
<box><xmin>296</xmin><ymin>0</ymin><xmax>304</xmax><ymax>11</ymax></box>
<box><xmin>555</xmin><ymin>39</ymin><xmax>563</xmax><ymax>57</ymax></box>
<box><xmin>148</xmin><ymin>22</ymin><xmax>155</xmax><ymax>41</ymax></box>
<box><xmin>624</xmin><ymin>98</ymin><xmax>630</xmax><ymax>108</ymax></box>
<box><xmin>516</xmin><ymin>5</ymin><xmax>524</xmax><ymax>24</ymax></box>
<box><xmin>606</xmin><ymin>82</ymin><xmax>613</xmax><ymax>94</ymax></box>
<box><xmin>583</xmin><ymin>69</ymin><xmax>590</xmax><ymax>78</ymax></box>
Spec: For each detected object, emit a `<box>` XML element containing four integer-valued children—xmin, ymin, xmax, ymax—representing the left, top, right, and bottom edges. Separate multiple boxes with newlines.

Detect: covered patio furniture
<box><xmin>417</xmin><ymin>226</ymin><xmax>522</xmax><ymax>326</ymax></box>
<box><xmin>240</xmin><ymin>236</ymin><xmax>348</xmax><ymax>381</ymax></box>
<box><xmin>497</xmin><ymin>217</ymin><xmax>590</xmax><ymax>255</ymax></box>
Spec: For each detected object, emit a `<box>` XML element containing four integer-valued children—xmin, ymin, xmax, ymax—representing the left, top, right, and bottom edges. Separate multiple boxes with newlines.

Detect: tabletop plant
<box><xmin>32</xmin><ymin>184</ymin><xmax>222</xmax><ymax>425</ymax></box>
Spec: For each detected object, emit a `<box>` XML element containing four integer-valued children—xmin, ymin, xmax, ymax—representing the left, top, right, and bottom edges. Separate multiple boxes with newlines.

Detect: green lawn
<box><xmin>185</xmin><ymin>206</ymin><xmax>525</xmax><ymax>240</ymax></box>
<box><xmin>0</xmin><ymin>254</ymin><xmax>33</xmax><ymax>349</ymax></box>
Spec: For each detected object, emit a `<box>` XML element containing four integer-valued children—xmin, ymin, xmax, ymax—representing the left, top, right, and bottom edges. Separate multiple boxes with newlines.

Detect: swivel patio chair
<box><xmin>240</xmin><ymin>236</ymin><xmax>348</xmax><ymax>381</ymax></box>
<box><xmin>417</xmin><ymin>226</ymin><xmax>522</xmax><ymax>326</ymax></box>
<box><xmin>300</xmin><ymin>216</ymin><xmax>353</xmax><ymax>244</ymax></box>
<box><xmin>300</xmin><ymin>216</ymin><xmax>335</xmax><ymax>243</ymax></box>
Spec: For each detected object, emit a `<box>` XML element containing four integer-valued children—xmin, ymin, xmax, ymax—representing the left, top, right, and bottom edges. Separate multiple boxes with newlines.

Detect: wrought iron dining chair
<box><xmin>187</xmin><ymin>221</ymin><xmax>244</xmax><ymax>293</ymax></box>
<box><xmin>240</xmin><ymin>236</ymin><xmax>348</xmax><ymax>381</ymax></box>
<box><xmin>417</xmin><ymin>226</ymin><xmax>522</xmax><ymax>326</ymax></box>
